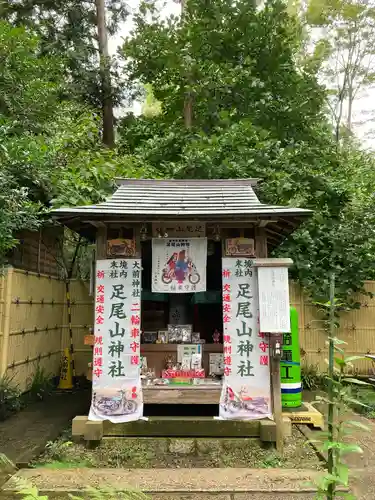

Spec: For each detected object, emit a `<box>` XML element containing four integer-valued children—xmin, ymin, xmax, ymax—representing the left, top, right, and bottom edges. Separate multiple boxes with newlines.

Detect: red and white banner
<box><xmin>219</xmin><ymin>258</ymin><xmax>271</xmax><ymax>420</ymax></box>
<box><xmin>89</xmin><ymin>259</ymin><xmax>143</xmax><ymax>423</ymax></box>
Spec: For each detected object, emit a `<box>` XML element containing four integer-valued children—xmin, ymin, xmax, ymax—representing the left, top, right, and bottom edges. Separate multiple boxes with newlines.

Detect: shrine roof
<box><xmin>51</xmin><ymin>178</ymin><xmax>311</xmax><ymax>219</ymax></box>
<box><xmin>51</xmin><ymin>179</ymin><xmax>311</xmax><ymax>248</ymax></box>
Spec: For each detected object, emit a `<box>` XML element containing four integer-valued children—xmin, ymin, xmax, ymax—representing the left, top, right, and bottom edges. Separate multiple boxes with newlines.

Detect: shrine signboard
<box><xmin>258</xmin><ymin>267</ymin><xmax>290</xmax><ymax>333</ymax></box>
<box><xmin>88</xmin><ymin>259</ymin><xmax>143</xmax><ymax>423</ymax></box>
<box><xmin>219</xmin><ymin>258</ymin><xmax>271</xmax><ymax>420</ymax></box>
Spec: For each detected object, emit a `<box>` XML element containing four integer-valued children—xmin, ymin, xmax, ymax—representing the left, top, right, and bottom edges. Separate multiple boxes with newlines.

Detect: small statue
<box><xmin>165</xmin><ymin>354</ymin><xmax>174</xmax><ymax>370</ymax></box>
<box><xmin>213</xmin><ymin>329</ymin><xmax>221</xmax><ymax>343</ymax></box>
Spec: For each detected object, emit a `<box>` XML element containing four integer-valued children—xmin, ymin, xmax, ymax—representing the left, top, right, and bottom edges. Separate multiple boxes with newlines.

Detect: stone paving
<box><xmin>2</xmin><ymin>467</ymin><xmax>322</xmax><ymax>499</ymax></box>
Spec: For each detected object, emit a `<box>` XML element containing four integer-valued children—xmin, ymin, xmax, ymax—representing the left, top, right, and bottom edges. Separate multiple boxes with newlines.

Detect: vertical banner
<box><xmin>219</xmin><ymin>258</ymin><xmax>271</xmax><ymax>420</ymax></box>
<box><xmin>152</xmin><ymin>238</ymin><xmax>207</xmax><ymax>293</ymax></box>
<box><xmin>89</xmin><ymin>259</ymin><xmax>143</xmax><ymax>423</ymax></box>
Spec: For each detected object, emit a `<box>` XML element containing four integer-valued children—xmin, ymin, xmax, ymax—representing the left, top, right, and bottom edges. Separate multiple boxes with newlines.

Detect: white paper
<box><xmin>152</xmin><ymin>238</ymin><xmax>207</xmax><ymax>293</ymax></box>
<box><xmin>177</xmin><ymin>344</ymin><xmax>202</xmax><ymax>363</ymax></box>
<box><xmin>89</xmin><ymin>259</ymin><xmax>143</xmax><ymax>423</ymax></box>
<box><xmin>219</xmin><ymin>258</ymin><xmax>271</xmax><ymax>420</ymax></box>
<box><xmin>258</xmin><ymin>267</ymin><xmax>290</xmax><ymax>333</ymax></box>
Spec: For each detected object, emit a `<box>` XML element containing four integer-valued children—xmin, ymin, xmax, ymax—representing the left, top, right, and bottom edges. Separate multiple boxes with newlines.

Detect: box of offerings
<box><xmin>162</xmin><ymin>344</ymin><xmax>204</xmax><ymax>385</ymax></box>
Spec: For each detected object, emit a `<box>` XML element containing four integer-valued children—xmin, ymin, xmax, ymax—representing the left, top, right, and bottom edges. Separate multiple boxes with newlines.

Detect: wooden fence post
<box><xmin>0</xmin><ymin>267</ymin><xmax>14</xmax><ymax>377</ymax></box>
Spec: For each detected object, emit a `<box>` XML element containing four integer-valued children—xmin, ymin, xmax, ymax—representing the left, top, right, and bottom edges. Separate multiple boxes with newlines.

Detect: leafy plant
<box><xmin>70</xmin><ymin>486</ymin><xmax>150</xmax><ymax>500</ymax></box>
<box><xmin>44</xmin><ymin>440</ymin><xmax>73</xmax><ymax>462</ymax></box>
<box><xmin>13</xmin><ymin>478</ymin><xmax>150</xmax><ymax>500</ymax></box>
<box><xmin>349</xmin><ymin>386</ymin><xmax>375</xmax><ymax>418</ymax></box>
<box><xmin>0</xmin><ymin>374</ymin><xmax>23</xmax><ymax>421</ymax></box>
<box><xmin>261</xmin><ymin>452</ymin><xmax>285</xmax><ymax>468</ymax></box>
<box><xmin>301</xmin><ymin>364</ymin><xmax>324</xmax><ymax>391</ymax></box>
<box><xmin>311</xmin><ymin>274</ymin><xmax>369</xmax><ymax>499</ymax></box>
<box><xmin>27</xmin><ymin>366</ymin><xmax>53</xmax><ymax>402</ymax></box>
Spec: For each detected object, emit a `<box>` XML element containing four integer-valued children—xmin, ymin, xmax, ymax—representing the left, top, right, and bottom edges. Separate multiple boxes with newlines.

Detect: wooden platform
<box><xmin>143</xmin><ymin>385</ymin><xmax>221</xmax><ymax>404</ymax></box>
<box><xmin>103</xmin><ymin>416</ymin><xmax>260</xmax><ymax>437</ymax></box>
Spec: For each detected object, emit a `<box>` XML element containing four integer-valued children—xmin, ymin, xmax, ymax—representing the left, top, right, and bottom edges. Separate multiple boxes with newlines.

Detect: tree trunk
<box><xmin>347</xmin><ymin>84</ymin><xmax>353</xmax><ymax>133</ymax></box>
<box><xmin>96</xmin><ymin>0</ymin><xmax>115</xmax><ymax>147</ymax></box>
<box><xmin>181</xmin><ymin>0</ymin><xmax>193</xmax><ymax>129</ymax></box>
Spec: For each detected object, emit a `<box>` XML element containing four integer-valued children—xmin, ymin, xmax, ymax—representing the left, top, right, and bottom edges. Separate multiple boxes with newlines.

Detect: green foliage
<box><xmin>311</xmin><ymin>333</ymin><xmax>369</xmax><ymax>497</ymax></box>
<box><xmin>117</xmin><ymin>0</ymin><xmax>375</xmax><ymax>305</ymax></box>
<box><xmin>13</xmin><ymin>478</ymin><xmax>150</xmax><ymax>500</ymax></box>
<box><xmin>305</xmin><ymin>0</ymin><xmax>375</xmax><ymax>138</ymax></box>
<box><xmin>0</xmin><ymin>20</ymin><xmax>155</xmax><ymax>265</ymax></box>
<box><xmin>122</xmin><ymin>0</ymin><xmax>325</xmax><ymax>139</ymax></box>
<box><xmin>141</xmin><ymin>84</ymin><xmax>162</xmax><ymax>118</ymax></box>
<box><xmin>0</xmin><ymin>374</ymin><xmax>23</xmax><ymax>421</ymax></box>
<box><xmin>350</xmin><ymin>386</ymin><xmax>375</xmax><ymax>418</ymax></box>
<box><xmin>260</xmin><ymin>452</ymin><xmax>285</xmax><ymax>468</ymax></box>
<box><xmin>26</xmin><ymin>366</ymin><xmax>53</xmax><ymax>402</ymax></box>
<box><xmin>301</xmin><ymin>364</ymin><xmax>325</xmax><ymax>391</ymax></box>
<box><xmin>70</xmin><ymin>486</ymin><xmax>150</xmax><ymax>500</ymax></box>
<box><xmin>1</xmin><ymin>0</ymin><xmax>129</xmax><ymax>108</ymax></box>
<box><xmin>44</xmin><ymin>440</ymin><xmax>73</xmax><ymax>461</ymax></box>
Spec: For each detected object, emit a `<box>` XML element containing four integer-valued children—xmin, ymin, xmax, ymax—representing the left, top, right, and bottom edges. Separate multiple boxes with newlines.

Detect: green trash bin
<box><xmin>281</xmin><ymin>307</ymin><xmax>302</xmax><ymax>408</ymax></box>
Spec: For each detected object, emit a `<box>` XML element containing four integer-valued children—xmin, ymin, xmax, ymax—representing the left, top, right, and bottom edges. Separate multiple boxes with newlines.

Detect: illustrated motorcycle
<box><xmin>161</xmin><ymin>258</ymin><xmax>200</xmax><ymax>285</ymax></box>
<box><xmin>92</xmin><ymin>390</ymin><xmax>138</xmax><ymax>416</ymax></box>
<box><xmin>221</xmin><ymin>388</ymin><xmax>269</xmax><ymax>415</ymax></box>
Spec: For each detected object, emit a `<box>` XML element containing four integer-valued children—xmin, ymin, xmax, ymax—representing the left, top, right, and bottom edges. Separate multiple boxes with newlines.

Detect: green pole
<box><xmin>281</xmin><ymin>307</ymin><xmax>302</xmax><ymax>408</ymax></box>
<box><xmin>327</xmin><ymin>272</ymin><xmax>335</xmax><ymax>500</ymax></box>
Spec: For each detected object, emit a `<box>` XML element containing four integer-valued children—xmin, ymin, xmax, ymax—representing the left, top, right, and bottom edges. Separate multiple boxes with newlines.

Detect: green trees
<box><xmin>0</xmin><ymin>0</ymin><xmax>128</xmax><ymax>108</ymax></box>
<box><xmin>0</xmin><ymin>21</ymin><xmax>151</xmax><ymax>262</ymax></box>
<box><xmin>117</xmin><ymin>0</ymin><xmax>375</xmax><ymax>303</ymax></box>
<box><xmin>1</xmin><ymin>0</ymin><xmax>375</xmax><ymax>305</ymax></box>
<box><xmin>306</xmin><ymin>0</ymin><xmax>375</xmax><ymax>140</ymax></box>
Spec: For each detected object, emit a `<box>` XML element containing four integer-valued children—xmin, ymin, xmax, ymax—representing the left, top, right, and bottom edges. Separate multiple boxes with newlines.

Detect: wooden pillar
<box><xmin>270</xmin><ymin>335</ymin><xmax>284</xmax><ymax>454</ymax></box>
<box><xmin>134</xmin><ymin>224</ymin><xmax>142</xmax><ymax>258</ymax></box>
<box><xmin>96</xmin><ymin>225</ymin><xmax>107</xmax><ymax>259</ymax></box>
<box><xmin>255</xmin><ymin>227</ymin><xmax>283</xmax><ymax>454</ymax></box>
<box><xmin>255</xmin><ymin>227</ymin><xmax>268</xmax><ymax>258</ymax></box>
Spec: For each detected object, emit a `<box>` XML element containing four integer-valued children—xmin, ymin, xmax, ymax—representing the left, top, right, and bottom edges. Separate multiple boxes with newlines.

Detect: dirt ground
<box><xmin>33</xmin><ymin>427</ymin><xmax>323</xmax><ymax>470</ymax></box>
<box><xmin>0</xmin><ymin>388</ymin><xmax>90</xmax><ymax>466</ymax></box>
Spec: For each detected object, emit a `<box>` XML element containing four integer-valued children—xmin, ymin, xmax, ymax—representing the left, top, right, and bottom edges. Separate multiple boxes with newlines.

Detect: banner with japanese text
<box><xmin>89</xmin><ymin>259</ymin><xmax>143</xmax><ymax>423</ymax></box>
<box><xmin>219</xmin><ymin>258</ymin><xmax>271</xmax><ymax>420</ymax></box>
<box><xmin>152</xmin><ymin>238</ymin><xmax>207</xmax><ymax>293</ymax></box>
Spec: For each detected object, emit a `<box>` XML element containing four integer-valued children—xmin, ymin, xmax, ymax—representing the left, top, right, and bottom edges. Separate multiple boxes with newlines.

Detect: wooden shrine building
<box><xmin>52</xmin><ymin>179</ymin><xmax>311</xmax><ymax>439</ymax></box>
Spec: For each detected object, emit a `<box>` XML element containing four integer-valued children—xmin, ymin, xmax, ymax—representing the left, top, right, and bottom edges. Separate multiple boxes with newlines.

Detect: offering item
<box><xmin>158</xmin><ymin>330</ymin><xmax>168</xmax><ymax>343</ymax></box>
<box><xmin>212</xmin><ymin>329</ymin><xmax>221</xmax><ymax>343</ymax></box>
<box><xmin>142</xmin><ymin>331</ymin><xmax>158</xmax><ymax>344</ymax></box>
<box><xmin>192</xmin><ymin>332</ymin><xmax>200</xmax><ymax>343</ymax></box>
<box><xmin>167</xmin><ymin>324</ymin><xmax>192</xmax><ymax>343</ymax></box>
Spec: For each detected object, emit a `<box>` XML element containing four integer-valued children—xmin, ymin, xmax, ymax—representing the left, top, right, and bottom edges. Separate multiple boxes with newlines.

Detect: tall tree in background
<box><xmin>0</xmin><ymin>0</ymin><xmax>128</xmax><ymax>109</ymax></box>
<box><xmin>95</xmin><ymin>0</ymin><xmax>115</xmax><ymax>146</ymax></box>
<box><xmin>306</xmin><ymin>0</ymin><xmax>375</xmax><ymax>141</ymax></box>
<box><xmin>0</xmin><ymin>20</ymin><xmax>152</xmax><ymax>263</ymax></box>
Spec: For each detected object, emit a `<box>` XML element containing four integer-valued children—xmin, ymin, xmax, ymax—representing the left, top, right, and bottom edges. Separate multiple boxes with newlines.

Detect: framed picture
<box><xmin>225</xmin><ymin>238</ymin><xmax>255</xmax><ymax>257</ymax></box>
<box><xmin>158</xmin><ymin>330</ymin><xmax>168</xmax><ymax>343</ymax></box>
<box><xmin>168</xmin><ymin>324</ymin><xmax>192</xmax><ymax>344</ymax></box>
<box><xmin>142</xmin><ymin>331</ymin><xmax>157</xmax><ymax>344</ymax></box>
<box><xmin>107</xmin><ymin>238</ymin><xmax>136</xmax><ymax>257</ymax></box>
<box><xmin>192</xmin><ymin>332</ymin><xmax>200</xmax><ymax>343</ymax></box>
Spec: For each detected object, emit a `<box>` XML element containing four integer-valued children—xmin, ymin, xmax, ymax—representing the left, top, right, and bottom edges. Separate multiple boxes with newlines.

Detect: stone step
<box><xmin>2</xmin><ymin>468</ymin><xmax>323</xmax><ymax>499</ymax></box>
